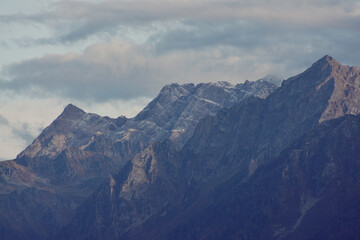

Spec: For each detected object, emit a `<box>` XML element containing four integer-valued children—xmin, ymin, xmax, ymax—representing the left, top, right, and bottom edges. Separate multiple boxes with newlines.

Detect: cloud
<box><xmin>0</xmin><ymin>114</ymin><xmax>33</xmax><ymax>146</ymax></box>
<box><xmin>154</xmin><ymin>18</ymin><xmax>360</xmax><ymax>64</ymax></box>
<box><xmin>1</xmin><ymin>1</ymin><xmax>360</xmax><ymax>73</ymax></box>
<box><xmin>3</xmin><ymin>24</ymin><xmax>360</xmax><ymax>102</ymax></box>
<box><xmin>2</xmin><ymin>1</ymin><xmax>360</xmax><ymax>103</ymax></box>
<box><xmin>2</xmin><ymin>41</ymin><xmax>166</xmax><ymax>101</ymax></box>
<box><xmin>0</xmin><ymin>111</ymin><xmax>37</xmax><ymax>161</ymax></box>
<box><xmin>0</xmin><ymin>125</ymin><xmax>27</xmax><ymax>161</ymax></box>
<box><xmin>1</xmin><ymin>0</ymin><xmax>359</xmax><ymax>44</ymax></box>
<box><xmin>3</xmin><ymin>39</ymin><xmax>291</xmax><ymax>101</ymax></box>
<box><xmin>11</xmin><ymin>123</ymin><xmax>35</xmax><ymax>144</ymax></box>
<box><xmin>0</xmin><ymin>114</ymin><xmax>9</xmax><ymax>125</ymax></box>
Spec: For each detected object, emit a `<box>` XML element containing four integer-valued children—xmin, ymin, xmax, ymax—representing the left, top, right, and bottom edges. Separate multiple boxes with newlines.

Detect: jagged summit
<box><xmin>282</xmin><ymin>55</ymin><xmax>356</xmax><ymax>87</ymax></box>
<box><xmin>55</xmin><ymin>56</ymin><xmax>360</xmax><ymax>240</ymax></box>
<box><xmin>130</xmin><ymin>79</ymin><xmax>277</xmax><ymax>147</ymax></box>
<box><xmin>304</xmin><ymin>55</ymin><xmax>359</xmax><ymax>83</ymax></box>
<box><xmin>1</xmin><ymin>56</ymin><xmax>360</xmax><ymax>240</ymax></box>
<box><xmin>257</xmin><ymin>75</ymin><xmax>283</xmax><ymax>87</ymax></box>
<box><xmin>16</xmin><ymin>104</ymin><xmax>112</xmax><ymax>161</ymax></box>
<box><xmin>312</xmin><ymin>55</ymin><xmax>338</xmax><ymax>67</ymax></box>
<box><xmin>288</xmin><ymin>55</ymin><xmax>360</xmax><ymax>122</ymax></box>
<box><xmin>14</xmin><ymin>78</ymin><xmax>277</xmax><ymax>174</ymax></box>
<box><xmin>64</xmin><ymin>103</ymin><xmax>84</xmax><ymax>113</ymax></box>
<box><xmin>59</xmin><ymin>103</ymin><xmax>86</xmax><ymax>120</ymax></box>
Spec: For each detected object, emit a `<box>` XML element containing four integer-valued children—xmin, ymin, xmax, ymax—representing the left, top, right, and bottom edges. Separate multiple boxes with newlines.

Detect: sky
<box><xmin>0</xmin><ymin>0</ymin><xmax>360</xmax><ymax>160</ymax></box>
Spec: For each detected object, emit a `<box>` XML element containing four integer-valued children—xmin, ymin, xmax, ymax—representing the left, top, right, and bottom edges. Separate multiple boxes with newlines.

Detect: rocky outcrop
<box><xmin>0</xmin><ymin>78</ymin><xmax>277</xmax><ymax>240</ymax></box>
<box><xmin>57</xmin><ymin>141</ymin><xmax>185</xmax><ymax>240</ymax></box>
<box><xmin>2</xmin><ymin>55</ymin><xmax>359</xmax><ymax>240</ymax></box>
<box><xmin>184</xmin><ymin>55</ymin><xmax>360</xmax><ymax>182</ymax></box>
<box><xmin>154</xmin><ymin>115</ymin><xmax>360</xmax><ymax>240</ymax></box>
<box><xmin>316</xmin><ymin>56</ymin><xmax>360</xmax><ymax>122</ymax></box>
<box><xmin>55</xmin><ymin>55</ymin><xmax>360</xmax><ymax>240</ymax></box>
<box><xmin>120</xmin><ymin>79</ymin><xmax>277</xmax><ymax>149</ymax></box>
<box><xmin>15</xmin><ymin>79</ymin><xmax>277</xmax><ymax>183</ymax></box>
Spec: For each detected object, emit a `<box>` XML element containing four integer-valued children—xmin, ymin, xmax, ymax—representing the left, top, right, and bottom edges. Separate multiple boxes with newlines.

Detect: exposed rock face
<box><xmin>16</xmin><ymin>79</ymin><xmax>277</xmax><ymax>182</ymax></box>
<box><xmin>18</xmin><ymin>104</ymin><xmax>100</xmax><ymax>159</ymax></box>
<box><xmin>0</xmin><ymin>79</ymin><xmax>277</xmax><ymax>240</ymax></box>
<box><xmin>15</xmin><ymin>103</ymin><xmax>123</xmax><ymax>182</ymax></box>
<box><xmin>11</xmin><ymin>79</ymin><xmax>275</xmax><ymax>182</ymax></box>
<box><xmin>119</xmin><ymin>80</ymin><xmax>277</xmax><ymax>149</ymax></box>
<box><xmin>57</xmin><ymin>141</ymin><xmax>185</xmax><ymax>240</ymax></box>
<box><xmin>317</xmin><ymin>56</ymin><xmax>360</xmax><ymax>122</ymax></box>
<box><xmin>258</xmin><ymin>74</ymin><xmax>284</xmax><ymax>87</ymax></box>
<box><xmin>1</xmin><ymin>55</ymin><xmax>360</xmax><ymax>240</ymax></box>
<box><xmin>155</xmin><ymin>115</ymin><xmax>360</xmax><ymax>240</ymax></box>
<box><xmin>54</xmin><ymin>55</ymin><xmax>360</xmax><ymax>240</ymax></box>
<box><xmin>183</xmin><ymin>55</ymin><xmax>346</xmax><ymax>182</ymax></box>
<box><xmin>188</xmin><ymin>56</ymin><xmax>360</xmax><ymax>178</ymax></box>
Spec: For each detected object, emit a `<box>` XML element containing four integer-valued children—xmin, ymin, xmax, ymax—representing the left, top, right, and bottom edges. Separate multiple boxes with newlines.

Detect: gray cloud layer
<box><xmin>1</xmin><ymin>0</ymin><xmax>360</xmax><ymax>44</ymax></box>
<box><xmin>2</xmin><ymin>41</ymin><xmax>158</xmax><ymax>100</ymax></box>
<box><xmin>0</xmin><ymin>114</ymin><xmax>9</xmax><ymax>125</ymax></box>
<box><xmin>1</xmin><ymin>0</ymin><xmax>360</xmax><ymax>101</ymax></box>
<box><xmin>2</xmin><ymin>40</ymin><xmax>280</xmax><ymax>101</ymax></box>
<box><xmin>0</xmin><ymin>113</ymin><xmax>34</xmax><ymax>143</ymax></box>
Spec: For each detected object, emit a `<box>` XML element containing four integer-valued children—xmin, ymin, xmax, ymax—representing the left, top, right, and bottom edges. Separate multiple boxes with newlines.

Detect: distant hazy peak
<box><xmin>145</xmin><ymin>79</ymin><xmax>277</xmax><ymax>107</ymax></box>
<box><xmin>158</xmin><ymin>78</ymin><xmax>277</xmax><ymax>93</ymax></box>
<box><xmin>257</xmin><ymin>75</ymin><xmax>283</xmax><ymax>87</ymax></box>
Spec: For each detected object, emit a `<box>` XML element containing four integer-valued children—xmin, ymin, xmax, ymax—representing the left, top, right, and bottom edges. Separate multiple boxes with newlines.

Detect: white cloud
<box><xmin>1</xmin><ymin>0</ymin><xmax>359</xmax><ymax>44</ymax></box>
<box><xmin>0</xmin><ymin>124</ymin><xmax>28</xmax><ymax>161</ymax></box>
<box><xmin>2</xmin><ymin>40</ymin><xmax>293</xmax><ymax>102</ymax></box>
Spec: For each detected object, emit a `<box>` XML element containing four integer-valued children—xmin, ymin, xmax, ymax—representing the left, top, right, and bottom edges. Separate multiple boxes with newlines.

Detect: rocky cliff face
<box><xmin>15</xmin><ymin>79</ymin><xmax>277</xmax><ymax>183</ymax></box>
<box><xmin>156</xmin><ymin>115</ymin><xmax>360</xmax><ymax>240</ymax></box>
<box><xmin>1</xmin><ymin>55</ymin><xmax>359</xmax><ymax>240</ymax></box>
<box><xmin>316</xmin><ymin>56</ymin><xmax>360</xmax><ymax>122</ymax></box>
<box><xmin>0</xmin><ymin>78</ymin><xmax>277</xmax><ymax>239</ymax></box>
<box><xmin>15</xmin><ymin>104</ymin><xmax>124</xmax><ymax>182</ymax></box>
<box><xmin>54</xmin><ymin>55</ymin><xmax>360</xmax><ymax>240</ymax></box>
<box><xmin>185</xmin><ymin>55</ymin><xmax>360</xmax><ymax>180</ymax></box>
<box><xmin>57</xmin><ymin>141</ymin><xmax>185</xmax><ymax>240</ymax></box>
<box><xmin>119</xmin><ymin>79</ymin><xmax>277</xmax><ymax>149</ymax></box>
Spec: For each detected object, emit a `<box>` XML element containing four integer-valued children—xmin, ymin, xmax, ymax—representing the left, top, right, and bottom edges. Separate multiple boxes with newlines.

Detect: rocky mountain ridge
<box><xmin>1</xmin><ymin>55</ymin><xmax>360</xmax><ymax>240</ymax></box>
<box><xmin>54</xmin><ymin>55</ymin><xmax>360</xmax><ymax>240</ymax></box>
<box><xmin>153</xmin><ymin>114</ymin><xmax>360</xmax><ymax>239</ymax></box>
<box><xmin>0</xmin><ymin>78</ymin><xmax>277</xmax><ymax>239</ymax></box>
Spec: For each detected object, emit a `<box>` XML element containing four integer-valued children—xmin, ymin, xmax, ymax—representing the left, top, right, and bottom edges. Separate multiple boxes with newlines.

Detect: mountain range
<box><xmin>1</xmin><ymin>55</ymin><xmax>360</xmax><ymax>239</ymax></box>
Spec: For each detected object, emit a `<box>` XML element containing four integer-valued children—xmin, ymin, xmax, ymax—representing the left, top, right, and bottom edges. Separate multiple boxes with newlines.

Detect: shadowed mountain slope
<box><xmin>159</xmin><ymin>114</ymin><xmax>360</xmax><ymax>240</ymax></box>
<box><xmin>55</xmin><ymin>56</ymin><xmax>360</xmax><ymax>240</ymax></box>
<box><xmin>0</xmin><ymin>79</ymin><xmax>276</xmax><ymax>239</ymax></box>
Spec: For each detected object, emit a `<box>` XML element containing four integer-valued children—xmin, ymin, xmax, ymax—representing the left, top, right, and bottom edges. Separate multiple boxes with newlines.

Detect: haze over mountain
<box><xmin>1</xmin><ymin>55</ymin><xmax>360</xmax><ymax>240</ymax></box>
